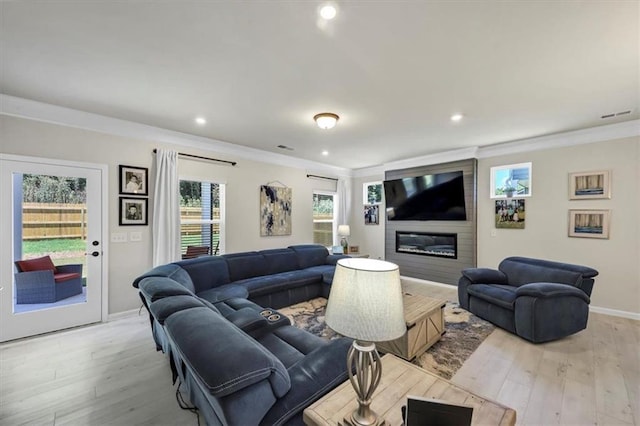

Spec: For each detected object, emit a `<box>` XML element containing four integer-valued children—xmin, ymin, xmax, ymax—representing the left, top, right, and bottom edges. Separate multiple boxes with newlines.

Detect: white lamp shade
<box><xmin>325</xmin><ymin>258</ymin><xmax>405</xmax><ymax>342</ymax></box>
<box><xmin>337</xmin><ymin>224</ymin><xmax>350</xmax><ymax>236</ymax></box>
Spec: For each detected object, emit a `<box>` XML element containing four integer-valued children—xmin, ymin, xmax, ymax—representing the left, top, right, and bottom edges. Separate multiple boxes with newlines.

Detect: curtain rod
<box><xmin>153</xmin><ymin>149</ymin><xmax>237</xmax><ymax>166</ymax></box>
<box><xmin>306</xmin><ymin>174</ymin><xmax>338</xmax><ymax>182</ymax></box>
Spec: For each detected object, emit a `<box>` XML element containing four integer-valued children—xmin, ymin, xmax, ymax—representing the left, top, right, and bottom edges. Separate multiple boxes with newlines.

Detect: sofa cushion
<box><xmin>223</xmin><ymin>252</ymin><xmax>269</xmax><ymax>281</ymax></box>
<box><xmin>499</xmin><ymin>258</ymin><xmax>582</xmax><ymax>287</ymax></box>
<box><xmin>197</xmin><ymin>284</ymin><xmax>249</xmax><ymax>304</ymax></box>
<box><xmin>260</xmin><ymin>248</ymin><xmax>300</xmax><ymax>274</ymax></box>
<box><xmin>149</xmin><ymin>295</ymin><xmax>209</xmax><ymax>324</ymax></box>
<box><xmin>288</xmin><ymin>245</ymin><xmax>330</xmax><ymax>269</ymax></box>
<box><xmin>234</xmin><ymin>270</ymin><xmax>321</xmax><ymax>298</ymax></box>
<box><xmin>257</xmin><ymin>325</ymin><xmax>328</xmax><ymax>368</ymax></box>
<box><xmin>165</xmin><ymin>307</ymin><xmax>291</xmax><ymax>398</ymax></box>
<box><xmin>515</xmin><ymin>282</ymin><xmax>590</xmax><ymax>302</ymax></box>
<box><xmin>138</xmin><ymin>277</ymin><xmax>194</xmax><ymax>303</ymax></box>
<box><xmin>177</xmin><ymin>256</ymin><xmax>231</xmax><ymax>293</ymax></box>
<box><xmin>15</xmin><ymin>255</ymin><xmax>57</xmax><ymax>273</ymax></box>
<box><xmin>467</xmin><ymin>284</ymin><xmax>517</xmax><ymax>311</ymax></box>
<box><xmin>53</xmin><ymin>272</ymin><xmax>81</xmax><ymax>283</ymax></box>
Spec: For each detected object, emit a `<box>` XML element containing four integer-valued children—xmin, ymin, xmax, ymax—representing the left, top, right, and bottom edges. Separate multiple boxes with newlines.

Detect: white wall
<box><xmin>349</xmin><ymin>175</ymin><xmax>385</xmax><ymax>260</ymax></box>
<box><xmin>1</xmin><ymin>115</ymin><xmax>335</xmax><ymax>314</ymax></box>
<box><xmin>477</xmin><ymin>136</ymin><xmax>640</xmax><ymax>315</ymax></box>
<box><xmin>3</xmin><ymin>114</ymin><xmax>638</xmax><ymax>316</ymax></box>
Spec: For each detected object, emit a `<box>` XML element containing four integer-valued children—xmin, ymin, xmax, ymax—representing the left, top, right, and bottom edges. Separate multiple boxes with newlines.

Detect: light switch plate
<box><xmin>111</xmin><ymin>232</ymin><xmax>127</xmax><ymax>243</ymax></box>
<box><xmin>129</xmin><ymin>231</ymin><xmax>142</xmax><ymax>242</ymax></box>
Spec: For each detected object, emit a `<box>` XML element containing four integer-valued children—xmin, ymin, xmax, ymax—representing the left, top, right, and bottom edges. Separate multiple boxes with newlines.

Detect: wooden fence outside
<box><xmin>22</xmin><ymin>204</ymin><xmax>221</xmax><ymax>245</ymax></box>
<box><xmin>22</xmin><ymin>203</ymin><xmax>87</xmax><ymax>240</ymax></box>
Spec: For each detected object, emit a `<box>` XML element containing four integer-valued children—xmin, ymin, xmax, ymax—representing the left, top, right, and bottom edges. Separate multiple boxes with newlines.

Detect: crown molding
<box><xmin>3</xmin><ymin>94</ymin><xmax>637</xmax><ymax>178</ymax></box>
<box><xmin>476</xmin><ymin>119</ymin><xmax>640</xmax><ymax>159</ymax></box>
<box><xmin>0</xmin><ymin>94</ymin><xmax>351</xmax><ymax>178</ymax></box>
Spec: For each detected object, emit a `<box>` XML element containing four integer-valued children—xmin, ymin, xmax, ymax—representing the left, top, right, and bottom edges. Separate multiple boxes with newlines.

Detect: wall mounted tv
<box><xmin>383</xmin><ymin>171</ymin><xmax>466</xmax><ymax>221</ymax></box>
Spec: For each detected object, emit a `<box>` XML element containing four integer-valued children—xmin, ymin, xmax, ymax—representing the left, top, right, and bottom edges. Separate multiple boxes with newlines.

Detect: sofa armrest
<box><xmin>138</xmin><ymin>277</ymin><xmax>195</xmax><ymax>303</ymax></box>
<box><xmin>260</xmin><ymin>337</ymin><xmax>352</xmax><ymax>426</ymax></box>
<box><xmin>225</xmin><ymin>308</ymin><xmax>270</xmax><ymax>333</ymax></box>
<box><xmin>15</xmin><ymin>269</ymin><xmax>55</xmax><ymax>285</ymax></box>
<box><xmin>165</xmin><ymin>307</ymin><xmax>291</xmax><ymax>398</ymax></box>
<box><xmin>516</xmin><ymin>282</ymin><xmax>590</xmax><ymax>303</ymax></box>
<box><xmin>461</xmin><ymin>268</ymin><xmax>508</xmax><ymax>284</ymax></box>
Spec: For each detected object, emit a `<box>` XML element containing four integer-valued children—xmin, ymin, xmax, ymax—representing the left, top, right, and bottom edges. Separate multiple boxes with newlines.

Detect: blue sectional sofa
<box><xmin>458</xmin><ymin>256</ymin><xmax>598</xmax><ymax>343</ymax></box>
<box><xmin>133</xmin><ymin>244</ymin><xmax>352</xmax><ymax>425</ymax></box>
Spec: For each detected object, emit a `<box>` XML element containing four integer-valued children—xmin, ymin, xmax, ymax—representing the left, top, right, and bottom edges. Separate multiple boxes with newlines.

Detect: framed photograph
<box><xmin>349</xmin><ymin>245</ymin><xmax>360</xmax><ymax>254</ymax></box>
<box><xmin>568</xmin><ymin>209</ymin><xmax>610</xmax><ymax>239</ymax></box>
<box><xmin>363</xmin><ymin>181</ymin><xmax>383</xmax><ymax>205</ymax></box>
<box><xmin>364</xmin><ymin>204</ymin><xmax>380</xmax><ymax>225</ymax></box>
<box><xmin>119</xmin><ymin>197</ymin><xmax>148</xmax><ymax>226</ymax></box>
<box><xmin>569</xmin><ymin>170</ymin><xmax>611</xmax><ymax>199</ymax></box>
<box><xmin>490</xmin><ymin>162</ymin><xmax>532</xmax><ymax>199</ymax></box>
<box><xmin>119</xmin><ymin>165</ymin><xmax>148</xmax><ymax>195</ymax></box>
<box><xmin>495</xmin><ymin>199</ymin><xmax>525</xmax><ymax>229</ymax></box>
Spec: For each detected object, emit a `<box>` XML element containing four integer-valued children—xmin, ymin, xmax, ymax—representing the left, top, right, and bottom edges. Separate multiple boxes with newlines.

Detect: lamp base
<box><xmin>339</xmin><ymin>416</ymin><xmax>388</xmax><ymax>426</ymax></box>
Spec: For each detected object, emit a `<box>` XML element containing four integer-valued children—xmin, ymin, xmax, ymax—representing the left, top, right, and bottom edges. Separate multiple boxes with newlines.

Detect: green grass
<box><xmin>23</xmin><ymin>238</ymin><xmax>86</xmax><ymax>255</ymax></box>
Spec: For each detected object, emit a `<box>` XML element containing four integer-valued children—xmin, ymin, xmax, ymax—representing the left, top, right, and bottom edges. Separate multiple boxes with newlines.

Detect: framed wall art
<box><xmin>490</xmin><ymin>162</ymin><xmax>532</xmax><ymax>199</ymax></box>
<box><xmin>119</xmin><ymin>165</ymin><xmax>148</xmax><ymax>196</ymax></box>
<box><xmin>364</xmin><ymin>204</ymin><xmax>379</xmax><ymax>225</ymax></box>
<box><xmin>363</xmin><ymin>181</ymin><xmax>383</xmax><ymax>205</ymax></box>
<box><xmin>569</xmin><ymin>170</ymin><xmax>610</xmax><ymax>200</ymax></box>
<box><xmin>260</xmin><ymin>185</ymin><xmax>292</xmax><ymax>236</ymax></box>
<box><xmin>495</xmin><ymin>199</ymin><xmax>525</xmax><ymax>229</ymax></box>
<box><xmin>119</xmin><ymin>197</ymin><xmax>148</xmax><ymax>226</ymax></box>
<box><xmin>568</xmin><ymin>209</ymin><xmax>610</xmax><ymax>239</ymax></box>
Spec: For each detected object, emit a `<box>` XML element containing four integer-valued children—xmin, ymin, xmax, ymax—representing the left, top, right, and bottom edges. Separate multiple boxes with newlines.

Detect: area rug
<box><xmin>279</xmin><ymin>297</ymin><xmax>495</xmax><ymax>380</ymax></box>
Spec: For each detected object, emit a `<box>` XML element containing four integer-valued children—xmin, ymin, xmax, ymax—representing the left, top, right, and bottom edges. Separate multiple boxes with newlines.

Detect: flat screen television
<box><xmin>383</xmin><ymin>171</ymin><xmax>466</xmax><ymax>221</ymax></box>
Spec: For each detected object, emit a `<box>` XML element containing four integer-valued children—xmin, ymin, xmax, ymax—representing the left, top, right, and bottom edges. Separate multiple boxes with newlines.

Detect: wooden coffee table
<box><xmin>303</xmin><ymin>354</ymin><xmax>516</xmax><ymax>426</ymax></box>
<box><xmin>377</xmin><ymin>292</ymin><xmax>446</xmax><ymax>360</ymax></box>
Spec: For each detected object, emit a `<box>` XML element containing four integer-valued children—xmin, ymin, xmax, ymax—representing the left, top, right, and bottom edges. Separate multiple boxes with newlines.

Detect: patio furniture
<box><xmin>14</xmin><ymin>255</ymin><xmax>83</xmax><ymax>304</ymax></box>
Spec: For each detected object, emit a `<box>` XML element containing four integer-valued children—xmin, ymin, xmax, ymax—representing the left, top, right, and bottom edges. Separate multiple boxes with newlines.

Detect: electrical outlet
<box><xmin>491</xmin><ymin>229</ymin><xmax>497</xmax><ymax>237</ymax></box>
<box><xmin>129</xmin><ymin>231</ymin><xmax>142</xmax><ymax>242</ymax></box>
<box><xmin>111</xmin><ymin>232</ymin><xmax>127</xmax><ymax>243</ymax></box>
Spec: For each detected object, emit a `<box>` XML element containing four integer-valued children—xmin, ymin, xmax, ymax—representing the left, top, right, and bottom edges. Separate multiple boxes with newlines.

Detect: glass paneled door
<box><xmin>0</xmin><ymin>155</ymin><xmax>106</xmax><ymax>342</ymax></box>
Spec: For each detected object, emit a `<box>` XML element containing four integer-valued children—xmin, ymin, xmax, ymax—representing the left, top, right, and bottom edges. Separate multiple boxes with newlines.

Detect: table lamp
<box><xmin>338</xmin><ymin>224</ymin><xmax>350</xmax><ymax>252</ymax></box>
<box><xmin>325</xmin><ymin>258</ymin><xmax>405</xmax><ymax>426</ymax></box>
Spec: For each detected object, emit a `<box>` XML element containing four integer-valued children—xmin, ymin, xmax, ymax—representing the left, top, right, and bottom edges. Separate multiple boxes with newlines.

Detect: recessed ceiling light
<box><xmin>322</xmin><ymin>150</ymin><xmax>329</xmax><ymax>156</ymax></box>
<box><xmin>320</xmin><ymin>4</ymin><xmax>337</xmax><ymax>20</ymax></box>
<box><xmin>450</xmin><ymin>113</ymin><xmax>463</xmax><ymax>122</ymax></box>
<box><xmin>195</xmin><ymin>117</ymin><xmax>206</xmax><ymax>125</ymax></box>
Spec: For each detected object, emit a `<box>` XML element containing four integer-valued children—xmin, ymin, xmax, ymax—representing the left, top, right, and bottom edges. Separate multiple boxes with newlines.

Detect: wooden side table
<box><xmin>377</xmin><ymin>293</ymin><xmax>445</xmax><ymax>360</ymax></box>
<box><xmin>303</xmin><ymin>355</ymin><xmax>516</xmax><ymax>426</ymax></box>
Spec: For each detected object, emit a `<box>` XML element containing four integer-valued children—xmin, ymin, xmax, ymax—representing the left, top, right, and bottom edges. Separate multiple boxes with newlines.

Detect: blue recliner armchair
<box><xmin>458</xmin><ymin>256</ymin><xmax>598</xmax><ymax>343</ymax></box>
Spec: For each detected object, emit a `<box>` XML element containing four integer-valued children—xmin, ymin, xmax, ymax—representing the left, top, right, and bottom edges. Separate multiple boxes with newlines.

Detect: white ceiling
<box><xmin>1</xmin><ymin>1</ymin><xmax>638</xmax><ymax>170</ymax></box>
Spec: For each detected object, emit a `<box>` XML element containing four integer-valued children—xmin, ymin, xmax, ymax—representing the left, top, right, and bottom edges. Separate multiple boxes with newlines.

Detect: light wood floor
<box><xmin>1</xmin><ymin>281</ymin><xmax>638</xmax><ymax>425</ymax></box>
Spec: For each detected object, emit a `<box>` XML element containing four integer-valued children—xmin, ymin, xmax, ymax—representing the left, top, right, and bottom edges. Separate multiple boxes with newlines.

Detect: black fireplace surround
<box><xmin>396</xmin><ymin>231</ymin><xmax>457</xmax><ymax>259</ymax></box>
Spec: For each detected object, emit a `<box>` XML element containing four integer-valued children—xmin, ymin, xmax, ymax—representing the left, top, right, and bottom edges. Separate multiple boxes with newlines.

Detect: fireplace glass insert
<box><xmin>396</xmin><ymin>231</ymin><xmax>457</xmax><ymax>259</ymax></box>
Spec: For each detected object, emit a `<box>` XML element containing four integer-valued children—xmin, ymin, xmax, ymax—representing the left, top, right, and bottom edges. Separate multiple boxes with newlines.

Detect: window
<box><xmin>312</xmin><ymin>191</ymin><xmax>336</xmax><ymax>247</ymax></box>
<box><xmin>363</xmin><ymin>181</ymin><xmax>383</xmax><ymax>204</ymax></box>
<box><xmin>179</xmin><ymin>179</ymin><xmax>225</xmax><ymax>257</ymax></box>
<box><xmin>490</xmin><ymin>162</ymin><xmax>532</xmax><ymax>199</ymax></box>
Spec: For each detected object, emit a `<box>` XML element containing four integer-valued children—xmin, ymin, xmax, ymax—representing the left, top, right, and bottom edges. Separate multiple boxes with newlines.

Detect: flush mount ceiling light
<box><xmin>450</xmin><ymin>113</ymin><xmax>464</xmax><ymax>122</ymax></box>
<box><xmin>195</xmin><ymin>117</ymin><xmax>207</xmax><ymax>125</ymax></box>
<box><xmin>319</xmin><ymin>4</ymin><xmax>337</xmax><ymax>20</ymax></box>
<box><xmin>314</xmin><ymin>112</ymin><xmax>339</xmax><ymax>129</ymax></box>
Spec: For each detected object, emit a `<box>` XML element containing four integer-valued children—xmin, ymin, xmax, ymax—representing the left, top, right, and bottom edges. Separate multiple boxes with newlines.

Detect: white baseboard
<box><xmin>107</xmin><ymin>308</ymin><xmax>141</xmax><ymax>322</ymax></box>
<box><xmin>590</xmin><ymin>305</ymin><xmax>640</xmax><ymax>321</ymax></box>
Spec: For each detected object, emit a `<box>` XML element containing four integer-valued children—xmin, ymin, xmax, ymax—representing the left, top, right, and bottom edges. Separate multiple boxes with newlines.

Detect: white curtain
<box><xmin>152</xmin><ymin>149</ymin><xmax>181</xmax><ymax>266</ymax></box>
<box><xmin>337</xmin><ymin>177</ymin><xmax>352</xmax><ymax>244</ymax></box>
